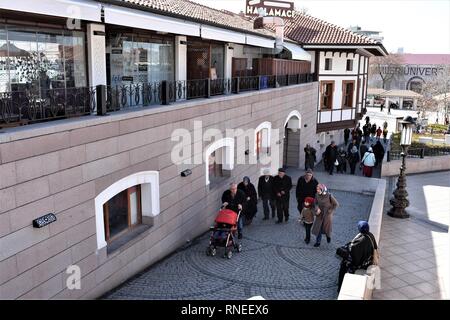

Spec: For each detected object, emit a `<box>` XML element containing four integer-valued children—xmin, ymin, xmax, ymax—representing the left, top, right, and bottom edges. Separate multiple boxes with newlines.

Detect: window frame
<box><xmin>342</xmin><ymin>80</ymin><xmax>355</xmax><ymax>109</ymax></box>
<box><xmin>320</xmin><ymin>80</ymin><xmax>334</xmax><ymax>110</ymax></box>
<box><xmin>103</xmin><ymin>185</ymin><xmax>142</xmax><ymax>243</ymax></box>
<box><xmin>324</xmin><ymin>58</ymin><xmax>332</xmax><ymax>71</ymax></box>
<box><xmin>346</xmin><ymin>59</ymin><xmax>353</xmax><ymax>71</ymax></box>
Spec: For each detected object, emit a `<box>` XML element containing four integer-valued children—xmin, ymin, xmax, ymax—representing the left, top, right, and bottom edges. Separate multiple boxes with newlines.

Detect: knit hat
<box><xmin>304</xmin><ymin>197</ymin><xmax>315</xmax><ymax>207</ymax></box>
<box><xmin>317</xmin><ymin>184</ymin><xmax>328</xmax><ymax>195</ymax></box>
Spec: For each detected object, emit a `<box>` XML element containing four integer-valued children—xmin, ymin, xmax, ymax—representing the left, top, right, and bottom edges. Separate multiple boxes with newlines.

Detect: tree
<box><xmin>369</xmin><ymin>54</ymin><xmax>404</xmax><ymax>89</ymax></box>
<box><xmin>418</xmin><ymin>65</ymin><xmax>450</xmax><ymax>119</ymax></box>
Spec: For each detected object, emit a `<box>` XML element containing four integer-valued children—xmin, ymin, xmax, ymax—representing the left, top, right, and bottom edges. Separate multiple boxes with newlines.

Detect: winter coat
<box><xmin>349</xmin><ymin>232</ymin><xmax>378</xmax><ymax>269</ymax></box>
<box><xmin>221</xmin><ymin>189</ymin><xmax>246</xmax><ymax>213</ymax></box>
<box><xmin>238</xmin><ymin>181</ymin><xmax>258</xmax><ymax>219</ymax></box>
<box><xmin>325</xmin><ymin>144</ymin><xmax>338</xmax><ymax>163</ymax></box>
<box><xmin>362</xmin><ymin>151</ymin><xmax>376</xmax><ymax>167</ymax></box>
<box><xmin>296</xmin><ymin>176</ymin><xmax>319</xmax><ymax>210</ymax></box>
<box><xmin>301</xmin><ymin>207</ymin><xmax>315</xmax><ymax>224</ymax></box>
<box><xmin>272</xmin><ymin>175</ymin><xmax>292</xmax><ymax>200</ymax></box>
<box><xmin>304</xmin><ymin>147</ymin><xmax>317</xmax><ymax>169</ymax></box>
<box><xmin>312</xmin><ymin>193</ymin><xmax>339</xmax><ymax>237</ymax></box>
<box><xmin>257</xmin><ymin>175</ymin><xmax>275</xmax><ymax>199</ymax></box>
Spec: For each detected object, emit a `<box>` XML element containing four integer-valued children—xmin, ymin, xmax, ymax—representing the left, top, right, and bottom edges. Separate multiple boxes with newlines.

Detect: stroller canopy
<box><xmin>215</xmin><ymin>209</ymin><xmax>238</xmax><ymax>225</ymax></box>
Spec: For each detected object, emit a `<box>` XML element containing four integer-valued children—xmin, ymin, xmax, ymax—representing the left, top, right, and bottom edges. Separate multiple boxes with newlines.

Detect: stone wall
<box><xmin>0</xmin><ymin>83</ymin><xmax>318</xmax><ymax>299</ymax></box>
<box><xmin>381</xmin><ymin>155</ymin><xmax>450</xmax><ymax>177</ymax></box>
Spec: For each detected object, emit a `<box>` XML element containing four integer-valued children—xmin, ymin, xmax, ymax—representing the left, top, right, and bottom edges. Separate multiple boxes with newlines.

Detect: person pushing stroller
<box><xmin>222</xmin><ymin>183</ymin><xmax>246</xmax><ymax>239</ymax></box>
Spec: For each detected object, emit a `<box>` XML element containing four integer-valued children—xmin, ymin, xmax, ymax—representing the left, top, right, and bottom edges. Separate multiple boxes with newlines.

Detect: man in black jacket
<box><xmin>272</xmin><ymin>168</ymin><xmax>292</xmax><ymax>223</ymax></box>
<box><xmin>296</xmin><ymin>169</ymin><xmax>319</xmax><ymax>216</ymax></box>
<box><xmin>258</xmin><ymin>169</ymin><xmax>276</xmax><ymax>220</ymax></box>
<box><xmin>324</xmin><ymin>141</ymin><xmax>338</xmax><ymax>175</ymax></box>
<box><xmin>222</xmin><ymin>183</ymin><xmax>246</xmax><ymax>239</ymax></box>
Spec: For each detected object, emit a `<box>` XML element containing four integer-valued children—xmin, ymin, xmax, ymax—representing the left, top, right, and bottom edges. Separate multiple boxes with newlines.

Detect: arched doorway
<box><xmin>283</xmin><ymin>111</ymin><xmax>302</xmax><ymax>168</ymax></box>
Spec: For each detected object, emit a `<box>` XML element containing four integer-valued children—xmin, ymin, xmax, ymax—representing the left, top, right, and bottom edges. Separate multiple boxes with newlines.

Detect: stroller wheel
<box><xmin>236</xmin><ymin>243</ymin><xmax>242</xmax><ymax>252</ymax></box>
<box><xmin>210</xmin><ymin>247</ymin><xmax>217</xmax><ymax>256</ymax></box>
<box><xmin>206</xmin><ymin>247</ymin><xmax>211</xmax><ymax>256</ymax></box>
<box><xmin>226</xmin><ymin>250</ymin><xmax>233</xmax><ymax>259</ymax></box>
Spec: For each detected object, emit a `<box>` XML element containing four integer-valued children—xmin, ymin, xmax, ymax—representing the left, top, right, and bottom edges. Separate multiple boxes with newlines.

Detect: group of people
<box><xmin>222</xmin><ymin>168</ymin><xmax>339</xmax><ymax>248</ymax></box>
<box><xmin>221</xmin><ymin>168</ymin><xmax>378</xmax><ymax>293</ymax></box>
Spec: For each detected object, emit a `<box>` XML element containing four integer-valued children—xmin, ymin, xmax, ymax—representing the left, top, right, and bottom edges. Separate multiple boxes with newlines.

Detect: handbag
<box><xmin>336</xmin><ymin>243</ymin><xmax>350</xmax><ymax>259</ymax></box>
<box><xmin>366</xmin><ymin>234</ymin><xmax>380</xmax><ymax>266</ymax></box>
<box><xmin>334</xmin><ymin>159</ymin><xmax>339</xmax><ymax>166</ymax></box>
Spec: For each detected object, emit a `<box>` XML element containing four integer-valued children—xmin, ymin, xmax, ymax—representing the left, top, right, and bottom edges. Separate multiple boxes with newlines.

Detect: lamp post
<box><xmin>387</xmin><ymin>116</ymin><xmax>416</xmax><ymax>218</ymax></box>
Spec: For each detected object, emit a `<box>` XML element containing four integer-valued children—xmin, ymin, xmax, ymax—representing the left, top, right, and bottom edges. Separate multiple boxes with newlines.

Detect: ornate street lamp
<box><xmin>387</xmin><ymin>116</ymin><xmax>416</xmax><ymax>218</ymax></box>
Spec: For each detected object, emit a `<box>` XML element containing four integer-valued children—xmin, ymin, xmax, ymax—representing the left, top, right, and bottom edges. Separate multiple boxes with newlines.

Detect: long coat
<box><xmin>238</xmin><ymin>182</ymin><xmax>258</xmax><ymax>219</ymax></box>
<box><xmin>304</xmin><ymin>147</ymin><xmax>316</xmax><ymax>169</ymax></box>
<box><xmin>312</xmin><ymin>193</ymin><xmax>339</xmax><ymax>237</ymax></box>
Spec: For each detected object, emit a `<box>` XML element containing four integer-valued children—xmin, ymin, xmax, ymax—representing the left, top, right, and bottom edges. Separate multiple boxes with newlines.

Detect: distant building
<box><xmin>348</xmin><ymin>26</ymin><xmax>384</xmax><ymax>43</ymax></box>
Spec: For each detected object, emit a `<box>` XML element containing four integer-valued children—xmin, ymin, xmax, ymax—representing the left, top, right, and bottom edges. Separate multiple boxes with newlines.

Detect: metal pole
<box><xmin>387</xmin><ymin>145</ymin><xmax>410</xmax><ymax>218</ymax></box>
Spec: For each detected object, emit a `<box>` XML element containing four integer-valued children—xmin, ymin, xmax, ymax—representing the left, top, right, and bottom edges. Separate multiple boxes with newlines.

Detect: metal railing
<box><xmin>1</xmin><ymin>73</ymin><xmax>315</xmax><ymax>128</ymax></box>
<box><xmin>387</xmin><ymin>146</ymin><xmax>450</xmax><ymax>161</ymax></box>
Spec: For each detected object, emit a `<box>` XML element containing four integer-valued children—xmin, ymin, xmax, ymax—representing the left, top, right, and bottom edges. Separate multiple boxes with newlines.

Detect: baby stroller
<box><xmin>206</xmin><ymin>208</ymin><xmax>242</xmax><ymax>259</ymax></box>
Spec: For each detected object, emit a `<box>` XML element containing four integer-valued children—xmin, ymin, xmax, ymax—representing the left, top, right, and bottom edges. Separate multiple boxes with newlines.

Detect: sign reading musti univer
<box><xmin>246</xmin><ymin>0</ymin><xmax>295</xmax><ymax>19</ymax></box>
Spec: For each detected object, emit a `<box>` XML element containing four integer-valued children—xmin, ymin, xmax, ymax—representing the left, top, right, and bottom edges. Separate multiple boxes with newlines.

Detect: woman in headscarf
<box><xmin>337</xmin><ymin>221</ymin><xmax>379</xmax><ymax>292</ymax></box>
<box><xmin>348</xmin><ymin>145</ymin><xmax>360</xmax><ymax>175</ymax></box>
<box><xmin>238</xmin><ymin>176</ymin><xmax>258</xmax><ymax>225</ymax></box>
<box><xmin>361</xmin><ymin>147</ymin><xmax>376</xmax><ymax>177</ymax></box>
<box><xmin>312</xmin><ymin>184</ymin><xmax>339</xmax><ymax>247</ymax></box>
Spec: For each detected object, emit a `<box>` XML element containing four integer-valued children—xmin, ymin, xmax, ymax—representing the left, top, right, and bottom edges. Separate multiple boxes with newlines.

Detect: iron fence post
<box><xmin>161</xmin><ymin>80</ymin><xmax>170</xmax><ymax>105</ymax></box>
<box><xmin>206</xmin><ymin>79</ymin><xmax>211</xmax><ymax>98</ymax></box>
<box><xmin>96</xmin><ymin>85</ymin><xmax>107</xmax><ymax>116</ymax></box>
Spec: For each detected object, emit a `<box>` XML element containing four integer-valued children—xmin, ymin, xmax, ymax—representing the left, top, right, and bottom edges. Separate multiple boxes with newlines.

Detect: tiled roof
<box><xmin>109</xmin><ymin>0</ymin><xmax>276</xmax><ymax>38</ymax></box>
<box><xmin>284</xmin><ymin>13</ymin><xmax>379</xmax><ymax>45</ymax></box>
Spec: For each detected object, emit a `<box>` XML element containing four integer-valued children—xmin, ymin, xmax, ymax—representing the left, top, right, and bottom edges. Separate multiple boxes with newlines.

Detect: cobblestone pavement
<box><xmin>104</xmin><ymin>186</ymin><xmax>374</xmax><ymax>300</ymax></box>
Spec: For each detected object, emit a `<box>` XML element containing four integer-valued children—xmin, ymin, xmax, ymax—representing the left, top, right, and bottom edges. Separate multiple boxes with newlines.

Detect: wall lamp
<box><xmin>181</xmin><ymin>169</ymin><xmax>192</xmax><ymax>177</ymax></box>
<box><xmin>33</xmin><ymin>213</ymin><xmax>57</xmax><ymax>228</ymax></box>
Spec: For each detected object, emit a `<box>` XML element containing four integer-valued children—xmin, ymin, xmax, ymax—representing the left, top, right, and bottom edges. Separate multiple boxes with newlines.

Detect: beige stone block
<box><xmin>85</xmin><ymin>137</ymin><xmax>118</xmax><ymax>162</ymax></box>
<box><xmin>14</xmin><ymin>176</ymin><xmax>50</xmax><ymax>207</ymax></box>
<box><xmin>53</xmin><ymin>182</ymin><xmax>95</xmax><ymax>213</ymax></box>
<box><xmin>48</xmin><ymin>166</ymin><xmax>83</xmax><ymax>194</ymax></box>
<box><xmin>119</xmin><ymin>116</ymin><xmax>146</xmax><ymax>135</ymax></box>
<box><xmin>65</xmin><ymin>217</ymin><xmax>96</xmax><ymax>247</ymax></box>
<box><xmin>59</xmin><ymin>145</ymin><xmax>86</xmax><ymax>170</ymax></box>
<box><xmin>0</xmin><ymin>187</ymin><xmax>16</xmax><ymax>214</ymax></box>
<box><xmin>49</xmin><ymin>200</ymin><xmax>94</xmax><ymax>237</ymax></box>
<box><xmin>82</xmin><ymin>152</ymin><xmax>130</xmax><ymax>182</ymax></box>
<box><xmin>0</xmin><ymin>162</ymin><xmax>16</xmax><ymax>189</ymax></box>
<box><xmin>15</xmin><ymin>152</ymin><xmax>59</xmax><ymax>184</ymax></box>
<box><xmin>0</xmin><ymin>269</ymin><xmax>33</xmax><ymax>300</ymax></box>
<box><xmin>9</xmin><ymin>196</ymin><xmax>54</xmax><ymax>232</ymax></box>
<box><xmin>69</xmin><ymin>122</ymin><xmax>119</xmax><ymax>147</ymax></box>
<box><xmin>31</xmin><ymin>249</ymin><xmax>72</xmax><ymax>287</ymax></box>
<box><xmin>0</xmin><ymin>256</ymin><xmax>18</xmax><ymax>286</ymax></box>
<box><xmin>19</xmin><ymin>273</ymin><xmax>63</xmax><ymax>300</ymax></box>
<box><xmin>94</xmin><ymin>257</ymin><xmax>120</xmax><ymax>285</ymax></box>
<box><xmin>71</xmin><ymin>235</ymin><xmax>97</xmax><ymax>263</ymax></box>
<box><xmin>16</xmin><ymin>231</ymin><xmax>68</xmax><ymax>274</ymax></box>
<box><xmin>0</xmin><ymin>225</ymin><xmax>50</xmax><ymax>262</ymax></box>
<box><xmin>0</xmin><ymin>212</ymin><xmax>11</xmax><ymax>238</ymax></box>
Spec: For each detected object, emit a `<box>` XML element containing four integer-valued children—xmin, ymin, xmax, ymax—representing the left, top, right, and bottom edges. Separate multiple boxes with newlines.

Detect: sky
<box><xmin>190</xmin><ymin>0</ymin><xmax>450</xmax><ymax>54</ymax></box>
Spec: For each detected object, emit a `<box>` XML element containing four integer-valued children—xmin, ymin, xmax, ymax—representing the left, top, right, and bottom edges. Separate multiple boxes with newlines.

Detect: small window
<box><xmin>346</xmin><ymin>59</ymin><xmax>353</xmax><ymax>71</ymax></box>
<box><xmin>320</xmin><ymin>81</ymin><xmax>334</xmax><ymax>110</ymax></box>
<box><xmin>342</xmin><ymin>81</ymin><xmax>355</xmax><ymax>108</ymax></box>
<box><xmin>103</xmin><ymin>185</ymin><xmax>142</xmax><ymax>242</ymax></box>
<box><xmin>208</xmin><ymin>150</ymin><xmax>224</xmax><ymax>185</ymax></box>
<box><xmin>325</xmin><ymin>58</ymin><xmax>332</xmax><ymax>71</ymax></box>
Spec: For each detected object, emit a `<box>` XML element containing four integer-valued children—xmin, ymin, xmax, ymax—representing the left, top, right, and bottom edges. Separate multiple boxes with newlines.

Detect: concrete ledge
<box><xmin>381</xmin><ymin>155</ymin><xmax>450</xmax><ymax>177</ymax></box>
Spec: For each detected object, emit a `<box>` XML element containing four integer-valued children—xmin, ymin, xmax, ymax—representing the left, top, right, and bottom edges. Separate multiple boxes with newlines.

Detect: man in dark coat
<box><xmin>324</xmin><ymin>141</ymin><xmax>338</xmax><ymax>175</ymax></box>
<box><xmin>344</xmin><ymin>128</ymin><xmax>350</xmax><ymax>145</ymax></box>
<box><xmin>372</xmin><ymin>141</ymin><xmax>385</xmax><ymax>167</ymax></box>
<box><xmin>272</xmin><ymin>168</ymin><xmax>292</xmax><ymax>223</ymax></box>
<box><xmin>222</xmin><ymin>183</ymin><xmax>246</xmax><ymax>239</ymax></box>
<box><xmin>258</xmin><ymin>169</ymin><xmax>276</xmax><ymax>220</ymax></box>
<box><xmin>296</xmin><ymin>169</ymin><xmax>319</xmax><ymax>215</ymax></box>
<box><xmin>347</xmin><ymin>139</ymin><xmax>359</xmax><ymax>155</ymax></box>
<box><xmin>238</xmin><ymin>176</ymin><xmax>258</xmax><ymax>225</ymax></box>
<box><xmin>304</xmin><ymin>144</ymin><xmax>317</xmax><ymax>170</ymax></box>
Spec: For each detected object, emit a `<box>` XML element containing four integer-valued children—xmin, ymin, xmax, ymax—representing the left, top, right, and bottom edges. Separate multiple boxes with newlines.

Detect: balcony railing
<box><xmin>387</xmin><ymin>146</ymin><xmax>450</xmax><ymax>161</ymax></box>
<box><xmin>1</xmin><ymin>73</ymin><xmax>315</xmax><ymax>128</ymax></box>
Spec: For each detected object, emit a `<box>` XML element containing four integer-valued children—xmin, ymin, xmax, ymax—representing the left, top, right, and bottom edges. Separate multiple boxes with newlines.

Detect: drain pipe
<box><xmin>253</xmin><ymin>15</ymin><xmax>285</xmax><ymax>54</ymax></box>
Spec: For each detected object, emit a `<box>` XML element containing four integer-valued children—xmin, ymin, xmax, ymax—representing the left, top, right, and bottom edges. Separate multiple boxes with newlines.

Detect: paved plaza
<box><xmin>103</xmin><ymin>173</ymin><xmax>374</xmax><ymax>300</ymax></box>
<box><xmin>373</xmin><ymin>171</ymin><xmax>450</xmax><ymax>300</ymax></box>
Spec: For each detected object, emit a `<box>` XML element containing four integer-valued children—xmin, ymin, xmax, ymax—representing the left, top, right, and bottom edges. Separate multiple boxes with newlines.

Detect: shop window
<box><xmin>103</xmin><ymin>186</ymin><xmax>142</xmax><ymax>242</ymax></box>
<box><xmin>346</xmin><ymin>59</ymin><xmax>353</xmax><ymax>71</ymax></box>
<box><xmin>324</xmin><ymin>58</ymin><xmax>332</xmax><ymax>71</ymax></box>
<box><xmin>342</xmin><ymin>80</ymin><xmax>355</xmax><ymax>108</ymax></box>
<box><xmin>320</xmin><ymin>81</ymin><xmax>334</xmax><ymax>110</ymax></box>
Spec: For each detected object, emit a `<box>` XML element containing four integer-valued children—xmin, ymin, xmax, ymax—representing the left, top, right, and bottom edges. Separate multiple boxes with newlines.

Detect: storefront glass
<box><xmin>107</xmin><ymin>32</ymin><xmax>175</xmax><ymax>87</ymax></box>
<box><xmin>0</xmin><ymin>24</ymin><xmax>87</xmax><ymax>93</ymax></box>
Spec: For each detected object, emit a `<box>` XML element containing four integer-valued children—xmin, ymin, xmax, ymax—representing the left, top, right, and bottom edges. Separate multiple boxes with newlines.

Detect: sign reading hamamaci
<box><xmin>246</xmin><ymin>0</ymin><xmax>295</xmax><ymax>19</ymax></box>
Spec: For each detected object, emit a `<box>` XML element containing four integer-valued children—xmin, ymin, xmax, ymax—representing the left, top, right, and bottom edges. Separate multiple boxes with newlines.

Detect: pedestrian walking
<box><xmin>300</xmin><ymin>197</ymin><xmax>315</xmax><ymax>244</ymax></box>
<box><xmin>347</xmin><ymin>139</ymin><xmax>359</xmax><ymax>155</ymax></box>
<box><xmin>382</xmin><ymin>127</ymin><xmax>388</xmax><ymax>144</ymax></box>
<box><xmin>222</xmin><ymin>183</ymin><xmax>246</xmax><ymax>239</ymax></box>
<box><xmin>296</xmin><ymin>168</ymin><xmax>319</xmax><ymax>217</ymax></box>
<box><xmin>324</xmin><ymin>141</ymin><xmax>338</xmax><ymax>175</ymax></box>
<box><xmin>372</xmin><ymin>141</ymin><xmax>385</xmax><ymax>167</ymax></box>
<box><xmin>304</xmin><ymin>144</ymin><xmax>317</xmax><ymax>170</ymax></box>
<box><xmin>344</xmin><ymin>128</ymin><xmax>350</xmax><ymax>145</ymax></box>
<box><xmin>312</xmin><ymin>184</ymin><xmax>339</xmax><ymax>247</ymax></box>
<box><xmin>348</xmin><ymin>145</ymin><xmax>360</xmax><ymax>175</ymax></box>
<box><xmin>336</xmin><ymin>148</ymin><xmax>347</xmax><ymax>173</ymax></box>
<box><xmin>238</xmin><ymin>176</ymin><xmax>258</xmax><ymax>226</ymax></box>
<box><xmin>376</xmin><ymin>126</ymin><xmax>382</xmax><ymax>141</ymax></box>
<box><xmin>273</xmin><ymin>168</ymin><xmax>292</xmax><ymax>224</ymax></box>
<box><xmin>361</xmin><ymin>147</ymin><xmax>376</xmax><ymax>177</ymax></box>
<box><xmin>258</xmin><ymin>169</ymin><xmax>276</xmax><ymax>220</ymax></box>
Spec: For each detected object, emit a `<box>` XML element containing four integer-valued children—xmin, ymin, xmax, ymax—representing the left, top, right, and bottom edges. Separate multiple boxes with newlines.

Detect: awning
<box><xmin>0</xmin><ymin>0</ymin><xmax>102</xmax><ymax>22</ymax></box>
<box><xmin>201</xmin><ymin>25</ymin><xmax>246</xmax><ymax>44</ymax></box>
<box><xmin>283</xmin><ymin>42</ymin><xmax>311</xmax><ymax>61</ymax></box>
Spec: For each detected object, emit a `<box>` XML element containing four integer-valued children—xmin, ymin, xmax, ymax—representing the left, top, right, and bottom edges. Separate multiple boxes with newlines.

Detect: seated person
<box><xmin>337</xmin><ymin>221</ymin><xmax>378</xmax><ymax>292</ymax></box>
